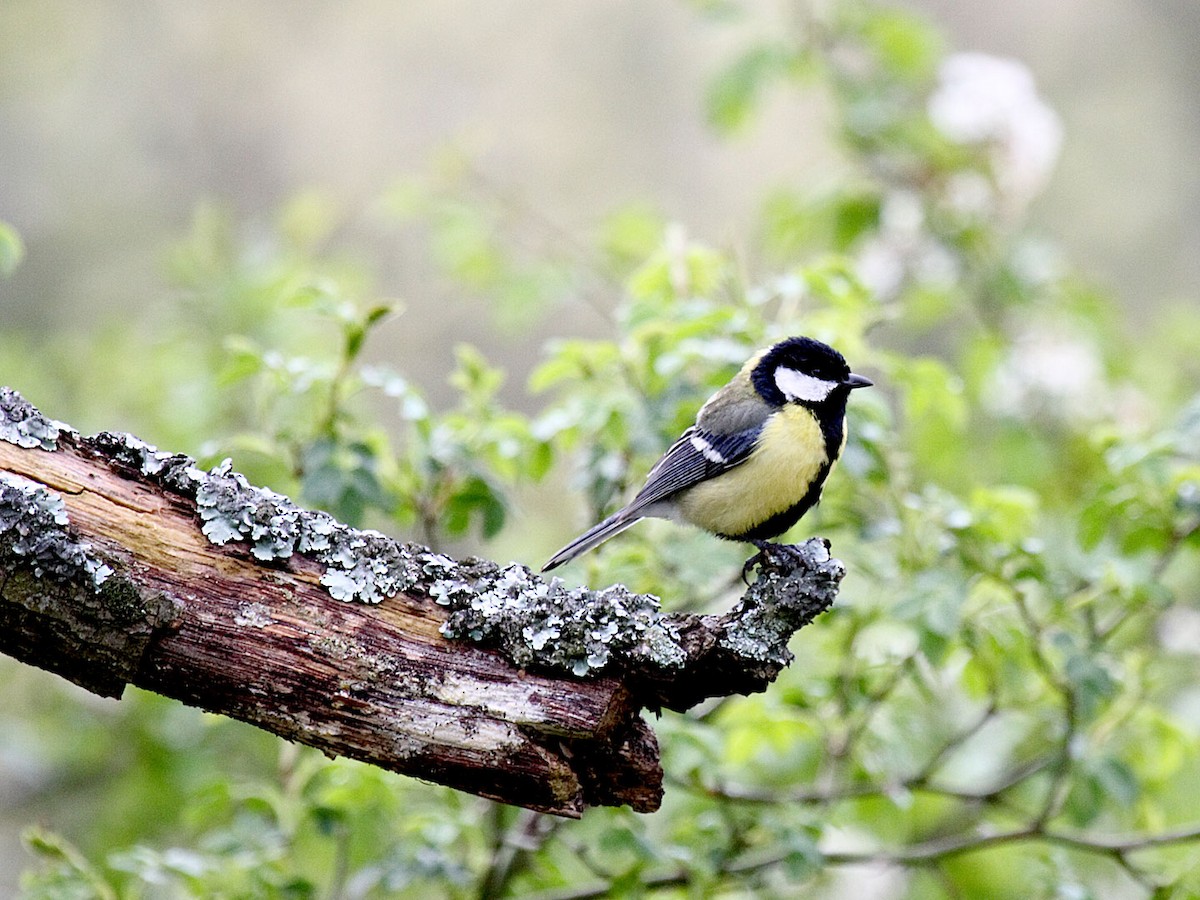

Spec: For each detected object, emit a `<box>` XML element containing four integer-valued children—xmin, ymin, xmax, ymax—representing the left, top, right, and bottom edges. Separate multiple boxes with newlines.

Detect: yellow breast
<box><xmin>675</xmin><ymin>404</ymin><xmax>837</xmax><ymax>537</ymax></box>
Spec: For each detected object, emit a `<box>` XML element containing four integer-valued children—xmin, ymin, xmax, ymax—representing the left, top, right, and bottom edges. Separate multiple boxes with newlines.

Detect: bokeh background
<box><xmin>2</xmin><ymin>1</ymin><xmax>1199</xmax><ymax>895</ymax></box>
<box><xmin>3</xmin><ymin>1</ymin><xmax>1198</xmax><ymax>401</ymax></box>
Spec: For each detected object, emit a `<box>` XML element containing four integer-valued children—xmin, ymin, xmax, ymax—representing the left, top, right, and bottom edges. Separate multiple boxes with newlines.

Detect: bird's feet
<box><xmin>741</xmin><ymin>538</ymin><xmax>829</xmax><ymax>585</ymax></box>
<box><xmin>741</xmin><ymin>540</ymin><xmax>779</xmax><ymax>585</ymax></box>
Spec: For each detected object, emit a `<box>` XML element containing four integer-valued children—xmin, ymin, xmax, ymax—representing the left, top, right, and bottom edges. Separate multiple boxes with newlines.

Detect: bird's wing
<box><xmin>696</xmin><ymin>383</ymin><xmax>773</xmax><ymax>433</ymax></box>
<box><xmin>542</xmin><ymin>392</ymin><xmax>772</xmax><ymax>571</ymax></box>
<box><xmin>541</xmin><ymin>426</ymin><xmax>760</xmax><ymax>572</ymax></box>
<box><xmin>623</xmin><ymin>422</ymin><xmax>764</xmax><ymax>514</ymax></box>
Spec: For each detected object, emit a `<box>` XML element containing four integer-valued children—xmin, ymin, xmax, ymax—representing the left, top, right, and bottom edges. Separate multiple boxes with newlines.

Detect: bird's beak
<box><xmin>844</xmin><ymin>373</ymin><xmax>873</xmax><ymax>390</ymax></box>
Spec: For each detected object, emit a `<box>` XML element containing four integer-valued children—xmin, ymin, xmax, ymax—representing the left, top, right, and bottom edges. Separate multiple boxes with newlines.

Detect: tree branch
<box><xmin>521</xmin><ymin>822</ymin><xmax>1200</xmax><ymax>900</ymax></box>
<box><xmin>0</xmin><ymin>387</ymin><xmax>843</xmax><ymax>817</ymax></box>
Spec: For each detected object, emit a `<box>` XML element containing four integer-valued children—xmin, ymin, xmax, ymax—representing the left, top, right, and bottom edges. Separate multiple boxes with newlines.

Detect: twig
<box><xmin>523</xmin><ymin>821</ymin><xmax>1200</xmax><ymax>900</ymax></box>
<box><xmin>476</xmin><ymin>808</ymin><xmax>556</xmax><ymax>900</ymax></box>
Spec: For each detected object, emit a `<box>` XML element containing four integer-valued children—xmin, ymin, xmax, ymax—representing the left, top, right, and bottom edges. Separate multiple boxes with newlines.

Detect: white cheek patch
<box><xmin>775</xmin><ymin>367</ymin><xmax>838</xmax><ymax>403</ymax></box>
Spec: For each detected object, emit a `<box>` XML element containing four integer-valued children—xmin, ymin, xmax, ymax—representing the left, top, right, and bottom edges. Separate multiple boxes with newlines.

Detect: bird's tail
<box><xmin>542</xmin><ymin>511</ymin><xmax>643</xmax><ymax>572</ymax></box>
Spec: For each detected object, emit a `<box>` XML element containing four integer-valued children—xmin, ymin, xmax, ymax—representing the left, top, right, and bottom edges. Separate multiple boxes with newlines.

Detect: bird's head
<box><xmin>751</xmin><ymin>336</ymin><xmax>873</xmax><ymax>408</ymax></box>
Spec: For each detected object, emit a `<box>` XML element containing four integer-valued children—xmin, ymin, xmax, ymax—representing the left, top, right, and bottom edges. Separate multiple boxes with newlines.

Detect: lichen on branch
<box><xmin>432</xmin><ymin>556</ymin><xmax>687</xmax><ymax>677</ymax></box>
<box><xmin>0</xmin><ymin>472</ymin><xmax>113</xmax><ymax>588</ymax></box>
<box><xmin>0</xmin><ymin>386</ymin><xmax>847</xmax><ymax>813</ymax></box>
<box><xmin>1</xmin><ymin>386</ymin><xmax>846</xmax><ymax>705</ymax></box>
<box><xmin>0</xmin><ymin>386</ymin><xmax>67</xmax><ymax>451</ymax></box>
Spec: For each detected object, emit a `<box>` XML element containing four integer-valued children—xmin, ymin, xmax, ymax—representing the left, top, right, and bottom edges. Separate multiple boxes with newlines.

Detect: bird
<box><xmin>542</xmin><ymin>336</ymin><xmax>872</xmax><ymax>572</ymax></box>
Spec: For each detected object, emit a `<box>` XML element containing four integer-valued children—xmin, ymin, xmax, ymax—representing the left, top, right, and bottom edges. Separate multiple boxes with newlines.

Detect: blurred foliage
<box><xmin>7</xmin><ymin>0</ymin><xmax>1200</xmax><ymax>897</ymax></box>
<box><xmin>0</xmin><ymin>219</ymin><xmax>23</xmax><ymax>278</ymax></box>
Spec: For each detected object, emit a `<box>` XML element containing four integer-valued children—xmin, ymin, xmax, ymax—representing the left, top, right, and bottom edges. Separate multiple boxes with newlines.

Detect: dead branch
<box><xmin>0</xmin><ymin>387</ymin><xmax>843</xmax><ymax>817</ymax></box>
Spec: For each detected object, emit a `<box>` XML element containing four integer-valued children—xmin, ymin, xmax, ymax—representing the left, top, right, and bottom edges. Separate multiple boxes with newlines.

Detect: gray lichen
<box><xmin>192</xmin><ymin>460</ymin><xmax>420</xmax><ymax>603</ymax></box>
<box><xmin>316</xmin><ymin>528</ymin><xmax>419</xmax><ymax>605</ymax></box>
<box><xmin>0</xmin><ymin>468</ymin><xmax>180</xmax><ymax>699</ymax></box>
<box><xmin>432</xmin><ymin>539</ymin><xmax>845</xmax><ymax>685</ymax></box>
<box><xmin>0</xmin><ymin>472</ymin><xmax>113</xmax><ymax>588</ymax></box>
<box><xmin>233</xmin><ymin>601</ymin><xmax>274</xmax><ymax>629</ymax></box>
<box><xmin>3</xmin><ymin>396</ymin><xmax>420</xmax><ymax>606</ymax></box>
<box><xmin>84</xmin><ymin>430</ymin><xmax>422</xmax><ymax>605</ymax></box>
<box><xmin>716</xmin><ymin>538</ymin><xmax>845</xmax><ymax>666</ymax></box>
<box><xmin>196</xmin><ymin>461</ymin><xmax>308</xmax><ymax>559</ymax></box>
<box><xmin>433</xmin><ymin>559</ymin><xmax>687</xmax><ymax>676</ymax></box>
<box><xmin>0</xmin><ymin>387</ymin><xmax>70</xmax><ymax>451</ymax></box>
<box><xmin>89</xmin><ymin>431</ymin><xmax>206</xmax><ymax>494</ymax></box>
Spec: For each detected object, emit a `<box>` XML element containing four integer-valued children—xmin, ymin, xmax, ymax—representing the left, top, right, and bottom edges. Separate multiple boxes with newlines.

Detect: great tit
<box><xmin>542</xmin><ymin>336</ymin><xmax>872</xmax><ymax>572</ymax></box>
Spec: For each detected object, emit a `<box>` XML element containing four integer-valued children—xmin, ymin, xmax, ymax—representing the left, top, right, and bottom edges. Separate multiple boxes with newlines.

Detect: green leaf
<box><xmin>1093</xmin><ymin>756</ymin><xmax>1139</xmax><ymax>807</ymax></box>
<box><xmin>20</xmin><ymin>827</ymin><xmax>118</xmax><ymax>900</ymax></box>
<box><xmin>299</xmin><ymin>438</ymin><xmax>389</xmax><ymax>526</ymax></box>
<box><xmin>781</xmin><ymin>827</ymin><xmax>823</xmax><ymax>880</ymax></box>
<box><xmin>968</xmin><ymin>485</ymin><xmax>1039</xmax><ymax>544</ymax></box>
<box><xmin>895</xmin><ymin>357</ymin><xmax>968</xmax><ymax>432</ymax></box>
<box><xmin>832</xmin><ymin>192</ymin><xmax>883</xmax><ymax>250</ymax></box>
<box><xmin>861</xmin><ymin>9</ymin><xmax>944</xmax><ymax>83</ymax></box>
<box><xmin>599</xmin><ymin>203</ymin><xmax>667</xmax><ymax>270</ymax></box>
<box><xmin>1064</xmin><ymin>769</ymin><xmax>1105</xmax><ymax>827</ymax></box>
<box><xmin>277</xmin><ymin>189</ymin><xmax>340</xmax><ymax>251</ymax></box>
<box><xmin>431</xmin><ymin>202</ymin><xmax>503</xmax><ymax>288</ymax></box>
<box><xmin>480</xmin><ymin>493</ymin><xmax>506</xmax><ymax>537</ymax></box>
<box><xmin>0</xmin><ymin>220</ymin><xmax>25</xmax><ymax>277</ymax></box>
<box><xmin>1077</xmin><ymin>497</ymin><xmax>1112</xmax><ymax>550</ymax></box>
<box><xmin>441</xmin><ymin>476</ymin><xmax>506</xmax><ymax>537</ymax></box>
<box><xmin>706</xmin><ymin>43</ymin><xmax>808</xmax><ymax>134</ymax></box>
<box><xmin>219</xmin><ymin>335</ymin><xmax>266</xmax><ymax>386</ymax></box>
<box><xmin>1062</xmin><ymin>647</ymin><xmax>1118</xmax><ymax>722</ymax></box>
<box><xmin>626</xmin><ymin>238</ymin><xmax>727</xmax><ymax>307</ymax></box>
<box><xmin>450</xmin><ymin>343</ymin><xmax>504</xmax><ymax>402</ymax></box>
<box><xmin>344</xmin><ymin>305</ymin><xmax>392</xmax><ymax>364</ymax></box>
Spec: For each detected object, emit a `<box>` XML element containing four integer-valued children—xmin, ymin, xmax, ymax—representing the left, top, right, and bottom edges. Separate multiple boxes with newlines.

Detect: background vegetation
<box><xmin>3</xmin><ymin>1</ymin><xmax>1200</xmax><ymax>897</ymax></box>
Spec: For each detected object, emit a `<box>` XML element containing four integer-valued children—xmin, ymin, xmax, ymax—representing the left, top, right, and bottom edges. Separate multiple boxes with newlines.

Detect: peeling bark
<box><xmin>0</xmin><ymin>388</ymin><xmax>842</xmax><ymax>817</ymax></box>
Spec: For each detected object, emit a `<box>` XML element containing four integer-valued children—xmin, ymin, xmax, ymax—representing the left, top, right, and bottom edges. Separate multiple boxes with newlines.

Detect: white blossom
<box><xmin>989</xmin><ymin>324</ymin><xmax>1105</xmax><ymax>422</ymax></box>
<box><xmin>855</xmin><ymin>191</ymin><xmax>959</xmax><ymax>300</ymax></box>
<box><xmin>928</xmin><ymin>53</ymin><xmax>1063</xmax><ymax>213</ymax></box>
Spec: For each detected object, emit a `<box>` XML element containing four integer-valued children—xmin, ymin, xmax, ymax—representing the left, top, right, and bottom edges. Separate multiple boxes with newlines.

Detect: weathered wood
<box><xmin>0</xmin><ymin>435</ymin><xmax>646</xmax><ymax>816</ymax></box>
<box><xmin>0</xmin><ymin>388</ymin><xmax>843</xmax><ymax>817</ymax></box>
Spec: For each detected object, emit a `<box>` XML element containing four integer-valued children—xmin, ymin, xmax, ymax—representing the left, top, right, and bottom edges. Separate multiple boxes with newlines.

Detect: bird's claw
<box><xmin>741</xmin><ymin>540</ymin><xmax>814</xmax><ymax>585</ymax></box>
<box><xmin>741</xmin><ymin>540</ymin><xmax>777</xmax><ymax>585</ymax></box>
<box><xmin>740</xmin><ymin>552</ymin><xmax>763</xmax><ymax>586</ymax></box>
